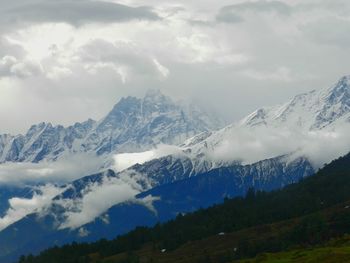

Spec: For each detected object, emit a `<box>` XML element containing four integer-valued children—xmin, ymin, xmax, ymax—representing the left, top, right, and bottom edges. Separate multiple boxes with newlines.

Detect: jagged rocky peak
<box><xmin>312</xmin><ymin>75</ymin><xmax>350</xmax><ymax>129</ymax></box>
<box><xmin>0</xmin><ymin>89</ymin><xmax>220</xmax><ymax>163</ymax></box>
<box><xmin>95</xmin><ymin>89</ymin><xmax>176</xmax><ymax>134</ymax></box>
<box><xmin>142</xmin><ymin>89</ymin><xmax>177</xmax><ymax>115</ymax></box>
<box><xmin>109</xmin><ymin>96</ymin><xmax>140</xmax><ymax>114</ymax></box>
<box><xmin>25</xmin><ymin>122</ymin><xmax>49</xmax><ymax>138</ymax></box>
<box><xmin>102</xmin><ymin>89</ymin><xmax>174</xmax><ymax>120</ymax></box>
<box><xmin>96</xmin><ymin>96</ymin><xmax>140</xmax><ymax>132</ymax></box>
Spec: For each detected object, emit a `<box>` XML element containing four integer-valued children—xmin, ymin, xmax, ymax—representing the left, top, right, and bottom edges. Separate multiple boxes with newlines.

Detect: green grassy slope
<box><xmin>238</xmin><ymin>236</ymin><xmax>350</xmax><ymax>263</ymax></box>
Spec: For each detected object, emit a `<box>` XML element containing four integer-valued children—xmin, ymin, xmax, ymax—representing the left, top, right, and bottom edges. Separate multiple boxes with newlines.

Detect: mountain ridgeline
<box><xmin>0</xmin><ymin>90</ymin><xmax>220</xmax><ymax>163</ymax></box>
<box><xmin>2</xmin><ymin>74</ymin><xmax>350</xmax><ymax>164</ymax></box>
<box><xmin>17</xmin><ymin>152</ymin><xmax>350</xmax><ymax>263</ymax></box>
<box><xmin>239</xmin><ymin>75</ymin><xmax>350</xmax><ymax>130</ymax></box>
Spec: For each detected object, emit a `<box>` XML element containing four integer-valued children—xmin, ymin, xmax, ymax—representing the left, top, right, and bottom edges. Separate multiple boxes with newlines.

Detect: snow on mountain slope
<box><xmin>239</xmin><ymin>75</ymin><xmax>350</xmax><ymax>130</ymax></box>
<box><xmin>81</xmin><ymin>89</ymin><xmax>219</xmax><ymax>155</ymax></box>
<box><xmin>104</xmin><ymin>75</ymin><xmax>350</xmax><ymax>195</ymax></box>
<box><xmin>0</xmin><ymin>90</ymin><xmax>221</xmax><ymax>164</ymax></box>
<box><xmin>0</xmin><ymin>120</ymin><xmax>96</xmax><ymax>163</ymax></box>
<box><xmin>181</xmin><ymin>75</ymin><xmax>350</xmax><ymax>168</ymax></box>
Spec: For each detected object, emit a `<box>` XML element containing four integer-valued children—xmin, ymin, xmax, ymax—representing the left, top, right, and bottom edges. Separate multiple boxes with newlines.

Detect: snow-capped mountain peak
<box><xmin>239</xmin><ymin>75</ymin><xmax>350</xmax><ymax>130</ymax></box>
<box><xmin>178</xmin><ymin>75</ymin><xmax>350</xmax><ymax>172</ymax></box>
<box><xmin>0</xmin><ymin>90</ymin><xmax>221</xmax><ymax>163</ymax></box>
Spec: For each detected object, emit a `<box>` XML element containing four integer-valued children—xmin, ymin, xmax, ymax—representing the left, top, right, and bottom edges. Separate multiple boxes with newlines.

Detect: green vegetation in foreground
<box><xmin>238</xmin><ymin>236</ymin><xmax>350</xmax><ymax>263</ymax></box>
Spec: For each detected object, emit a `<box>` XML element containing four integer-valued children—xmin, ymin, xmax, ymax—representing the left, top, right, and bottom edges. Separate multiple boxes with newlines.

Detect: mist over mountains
<box><xmin>0</xmin><ymin>75</ymin><xmax>349</xmax><ymax>262</ymax></box>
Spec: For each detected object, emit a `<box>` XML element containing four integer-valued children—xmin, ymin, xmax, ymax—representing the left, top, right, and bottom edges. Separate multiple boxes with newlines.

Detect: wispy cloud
<box><xmin>57</xmin><ymin>171</ymin><xmax>143</xmax><ymax>229</ymax></box>
<box><xmin>0</xmin><ymin>184</ymin><xmax>64</xmax><ymax>231</ymax></box>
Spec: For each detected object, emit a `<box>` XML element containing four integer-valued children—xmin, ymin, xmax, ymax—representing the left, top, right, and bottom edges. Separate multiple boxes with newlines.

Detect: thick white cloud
<box><xmin>57</xmin><ymin>170</ymin><xmax>144</xmax><ymax>229</ymax></box>
<box><xmin>206</xmin><ymin>124</ymin><xmax>350</xmax><ymax>169</ymax></box>
<box><xmin>0</xmin><ymin>184</ymin><xmax>64</xmax><ymax>231</ymax></box>
<box><xmin>0</xmin><ymin>153</ymin><xmax>103</xmax><ymax>185</ymax></box>
<box><xmin>56</xmin><ymin>169</ymin><xmax>163</xmax><ymax>230</ymax></box>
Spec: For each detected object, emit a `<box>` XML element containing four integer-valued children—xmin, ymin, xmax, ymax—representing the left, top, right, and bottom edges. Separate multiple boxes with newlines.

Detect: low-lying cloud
<box><xmin>0</xmin><ymin>153</ymin><xmax>103</xmax><ymax>185</ymax></box>
<box><xmin>206</xmin><ymin>124</ymin><xmax>350</xmax><ymax>169</ymax></box>
<box><xmin>0</xmin><ymin>184</ymin><xmax>64</xmax><ymax>231</ymax></box>
<box><xmin>57</xmin><ymin>170</ymin><xmax>144</xmax><ymax>229</ymax></box>
<box><xmin>1</xmin><ymin>124</ymin><xmax>349</xmax><ymax>231</ymax></box>
<box><xmin>113</xmin><ymin>144</ymin><xmax>182</xmax><ymax>171</ymax></box>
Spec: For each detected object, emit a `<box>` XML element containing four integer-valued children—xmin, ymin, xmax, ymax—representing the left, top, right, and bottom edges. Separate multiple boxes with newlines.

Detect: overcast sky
<box><xmin>1</xmin><ymin>0</ymin><xmax>350</xmax><ymax>134</ymax></box>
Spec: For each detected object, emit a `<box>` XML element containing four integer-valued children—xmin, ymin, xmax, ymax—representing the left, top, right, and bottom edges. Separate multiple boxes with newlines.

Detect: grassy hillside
<box><xmin>238</xmin><ymin>236</ymin><xmax>350</xmax><ymax>263</ymax></box>
<box><xmin>238</xmin><ymin>246</ymin><xmax>350</xmax><ymax>263</ymax></box>
<box><xmin>18</xmin><ymin>153</ymin><xmax>350</xmax><ymax>263</ymax></box>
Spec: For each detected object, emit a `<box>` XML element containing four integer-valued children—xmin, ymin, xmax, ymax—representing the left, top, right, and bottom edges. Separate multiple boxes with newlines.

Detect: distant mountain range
<box><xmin>0</xmin><ymin>75</ymin><xmax>349</xmax><ymax>262</ymax></box>
<box><xmin>0</xmin><ymin>89</ymin><xmax>221</xmax><ymax>163</ymax></box>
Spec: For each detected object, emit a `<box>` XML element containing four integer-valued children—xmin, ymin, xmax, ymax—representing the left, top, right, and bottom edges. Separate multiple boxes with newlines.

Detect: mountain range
<box><xmin>0</xmin><ymin>75</ymin><xmax>349</xmax><ymax>262</ymax></box>
<box><xmin>0</xmin><ymin>89</ymin><xmax>221</xmax><ymax>163</ymax></box>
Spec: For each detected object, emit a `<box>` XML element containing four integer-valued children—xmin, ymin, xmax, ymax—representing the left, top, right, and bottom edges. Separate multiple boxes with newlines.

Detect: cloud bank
<box><xmin>0</xmin><ymin>153</ymin><xmax>103</xmax><ymax>185</ymax></box>
<box><xmin>206</xmin><ymin>124</ymin><xmax>350</xmax><ymax>169</ymax></box>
